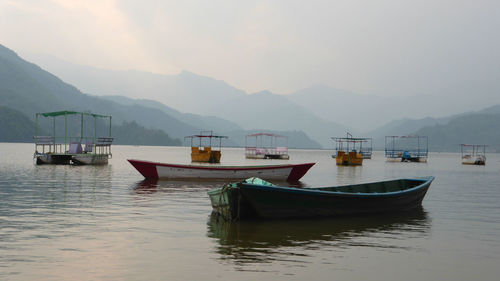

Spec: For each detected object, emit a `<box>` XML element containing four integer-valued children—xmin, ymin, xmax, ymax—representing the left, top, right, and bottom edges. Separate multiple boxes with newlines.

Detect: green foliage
<box><xmin>0</xmin><ymin>44</ymin><xmax>195</xmax><ymax>142</ymax></box>
<box><xmin>0</xmin><ymin>106</ymin><xmax>44</xmax><ymax>142</ymax></box>
<box><xmin>415</xmin><ymin>113</ymin><xmax>500</xmax><ymax>152</ymax></box>
<box><xmin>113</xmin><ymin>121</ymin><xmax>181</xmax><ymax>146</ymax></box>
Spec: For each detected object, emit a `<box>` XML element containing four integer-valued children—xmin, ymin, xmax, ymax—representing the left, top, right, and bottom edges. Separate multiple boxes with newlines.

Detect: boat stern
<box><xmin>208</xmin><ymin>183</ymin><xmax>240</xmax><ymax>221</ymax></box>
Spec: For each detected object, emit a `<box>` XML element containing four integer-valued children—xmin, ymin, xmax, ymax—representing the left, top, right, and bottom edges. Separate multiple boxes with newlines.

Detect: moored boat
<box><xmin>185</xmin><ymin>131</ymin><xmax>227</xmax><ymax>163</ymax></box>
<box><xmin>245</xmin><ymin>133</ymin><xmax>290</xmax><ymax>160</ymax></box>
<box><xmin>208</xmin><ymin>176</ymin><xmax>434</xmax><ymax>221</ymax></box>
<box><xmin>385</xmin><ymin>135</ymin><xmax>428</xmax><ymax>163</ymax></box>
<box><xmin>128</xmin><ymin>159</ymin><xmax>315</xmax><ymax>181</ymax></box>
<box><xmin>34</xmin><ymin>111</ymin><xmax>113</xmax><ymax>165</ymax></box>
<box><xmin>461</xmin><ymin>144</ymin><xmax>487</xmax><ymax>165</ymax></box>
<box><xmin>331</xmin><ymin>133</ymin><xmax>370</xmax><ymax>165</ymax></box>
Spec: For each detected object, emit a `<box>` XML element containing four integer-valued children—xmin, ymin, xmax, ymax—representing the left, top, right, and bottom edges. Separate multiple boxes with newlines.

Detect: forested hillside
<box><xmin>0</xmin><ymin>106</ymin><xmax>41</xmax><ymax>142</ymax></box>
<box><xmin>415</xmin><ymin>113</ymin><xmax>500</xmax><ymax>152</ymax></box>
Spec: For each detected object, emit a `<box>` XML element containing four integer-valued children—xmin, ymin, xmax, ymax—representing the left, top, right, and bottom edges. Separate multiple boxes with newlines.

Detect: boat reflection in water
<box><xmin>133</xmin><ymin>179</ymin><xmax>160</xmax><ymax>195</ymax></box>
<box><xmin>207</xmin><ymin>208</ymin><xmax>430</xmax><ymax>266</ymax></box>
<box><xmin>132</xmin><ymin>178</ymin><xmax>228</xmax><ymax>195</ymax></box>
<box><xmin>133</xmin><ymin>179</ymin><xmax>305</xmax><ymax>195</ymax></box>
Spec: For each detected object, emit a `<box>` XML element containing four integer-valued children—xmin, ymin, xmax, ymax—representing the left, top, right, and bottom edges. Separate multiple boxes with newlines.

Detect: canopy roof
<box><xmin>185</xmin><ymin>131</ymin><xmax>227</xmax><ymax>139</ymax></box>
<box><xmin>185</xmin><ymin>134</ymin><xmax>228</xmax><ymax>139</ymax></box>
<box><xmin>386</xmin><ymin>135</ymin><xmax>427</xmax><ymax>139</ymax></box>
<box><xmin>332</xmin><ymin>137</ymin><xmax>371</xmax><ymax>142</ymax></box>
<box><xmin>246</xmin><ymin>133</ymin><xmax>287</xmax><ymax>138</ymax></box>
<box><xmin>37</xmin><ymin>111</ymin><xmax>111</xmax><ymax>118</ymax></box>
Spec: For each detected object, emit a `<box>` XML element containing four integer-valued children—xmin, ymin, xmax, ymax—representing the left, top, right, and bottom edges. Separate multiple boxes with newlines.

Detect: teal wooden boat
<box><xmin>207</xmin><ymin>176</ymin><xmax>434</xmax><ymax>221</ymax></box>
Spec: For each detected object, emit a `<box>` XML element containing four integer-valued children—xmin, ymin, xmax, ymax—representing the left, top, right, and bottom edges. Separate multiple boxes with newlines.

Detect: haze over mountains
<box><xmin>0</xmin><ymin>44</ymin><xmax>320</xmax><ymax>148</ymax></box>
<box><xmin>26</xmin><ymin>53</ymin><xmax>348</xmax><ymax>147</ymax></box>
<box><xmin>26</xmin><ymin>53</ymin><xmax>500</xmax><ymax>133</ymax></box>
<box><xmin>1</xmin><ymin>44</ymin><xmax>499</xmax><ymax>151</ymax></box>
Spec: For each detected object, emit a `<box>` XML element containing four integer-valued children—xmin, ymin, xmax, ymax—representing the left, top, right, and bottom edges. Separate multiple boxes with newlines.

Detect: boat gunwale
<box><xmin>239</xmin><ymin>176</ymin><xmax>434</xmax><ymax>197</ymax></box>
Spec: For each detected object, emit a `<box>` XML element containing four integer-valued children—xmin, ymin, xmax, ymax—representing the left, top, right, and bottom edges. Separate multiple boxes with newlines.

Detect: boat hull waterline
<box><xmin>127</xmin><ymin>159</ymin><xmax>315</xmax><ymax>181</ymax></box>
<box><xmin>36</xmin><ymin>153</ymin><xmax>109</xmax><ymax>165</ymax></box>
<box><xmin>208</xmin><ymin>176</ymin><xmax>435</xmax><ymax>221</ymax></box>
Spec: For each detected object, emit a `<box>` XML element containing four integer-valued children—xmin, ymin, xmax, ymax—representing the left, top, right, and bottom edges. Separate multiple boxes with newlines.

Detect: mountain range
<box><xmin>0</xmin><ymin>44</ymin><xmax>320</xmax><ymax>148</ymax></box>
<box><xmin>25</xmin><ymin>52</ymin><xmax>500</xmax><ymax>133</ymax></box>
<box><xmin>24</xmin><ymin>54</ymin><xmax>348</xmax><ymax>147</ymax></box>
<box><xmin>2</xmin><ymin>44</ymin><xmax>500</xmax><ymax>152</ymax></box>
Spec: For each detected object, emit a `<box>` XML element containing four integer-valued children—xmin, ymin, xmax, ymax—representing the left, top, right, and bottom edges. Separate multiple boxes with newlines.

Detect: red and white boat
<box><xmin>128</xmin><ymin>159</ymin><xmax>315</xmax><ymax>181</ymax></box>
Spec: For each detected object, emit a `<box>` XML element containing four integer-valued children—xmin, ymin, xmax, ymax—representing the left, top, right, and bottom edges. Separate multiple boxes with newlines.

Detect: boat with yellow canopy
<box><xmin>185</xmin><ymin>131</ymin><xmax>228</xmax><ymax>163</ymax></box>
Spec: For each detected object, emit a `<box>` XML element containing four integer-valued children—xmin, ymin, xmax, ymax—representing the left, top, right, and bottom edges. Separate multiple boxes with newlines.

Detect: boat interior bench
<box><xmin>68</xmin><ymin>142</ymin><xmax>83</xmax><ymax>154</ymax></box>
<box><xmin>96</xmin><ymin>137</ymin><xmax>114</xmax><ymax>146</ymax></box>
<box><xmin>34</xmin><ymin>136</ymin><xmax>54</xmax><ymax>145</ymax></box>
<box><xmin>322</xmin><ymin>179</ymin><xmax>421</xmax><ymax>193</ymax></box>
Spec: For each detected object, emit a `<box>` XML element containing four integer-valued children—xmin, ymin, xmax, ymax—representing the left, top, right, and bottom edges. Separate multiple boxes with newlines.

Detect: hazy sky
<box><xmin>1</xmin><ymin>0</ymin><xmax>499</xmax><ymax>97</ymax></box>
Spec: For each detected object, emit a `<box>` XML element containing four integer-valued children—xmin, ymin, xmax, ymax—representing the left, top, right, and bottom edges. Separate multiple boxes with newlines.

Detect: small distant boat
<box><xmin>208</xmin><ymin>176</ymin><xmax>434</xmax><ymax>221</ymax></box>
<box><xmin>461</xmin><ymin>144</ymin><xmax>486</xmax><ymax>165</ymax></box>
<box><xmin>128</xmin><ymin>159</ymin><xmax>315</xmax><ymax>181</ymax></box>
<box><xmin>185</xmin><ymin>131</ymin><xmax>227</xmax><ymax>163</ymax></box>
<box><xmin>245</xmin><ymin>133</ymin><xmax>290</xmax><ymax>160</ymax></box>
<box><xmin>332</xmin><ymin>133</ymin><xmax>370</xmax><ymax>165</ymax></box>
<box><xmin>385</xmin><ymin>135</ymin><xmax>428</xmax><ymax>163</ymax></box>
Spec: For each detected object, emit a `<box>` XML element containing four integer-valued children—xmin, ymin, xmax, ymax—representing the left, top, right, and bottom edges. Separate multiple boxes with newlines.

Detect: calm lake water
<box><xmin>1</xmin><ymin>143</ymin><xmax>499</xmax><ymax>280</ymax></box>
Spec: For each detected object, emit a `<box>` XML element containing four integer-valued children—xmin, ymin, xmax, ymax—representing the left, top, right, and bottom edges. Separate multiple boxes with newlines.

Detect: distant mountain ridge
<box><xmin>9</xmin><ymin>46</ymin><xmax>500</xmax><ymax>151</ymax></box>
<box><xmin>364</xmin><ymin>105</ymin><xmax>500</xmax><ymax>151</ymax></box>
<box><xmin>202</xmin><ymin>90</ymin><xmax>348</xmax><ymax>147</ymax></box>
<box><xmin>287</xmin><ymin>84</ymin><xmax>500</xmax><ymax>132</ymax></box>
<box><xmin>0</xmin><ymin>44</ymin><xmax>320</xmax><ymax>148</ymax></box>
<box><xmin>0</xmin><ymin>106</ymin><xmax>40</xmax><ymax>142</ymax></box>
<box><xmin>25</xmin><ymin>54</ymin><xmax>353</xmax><ymax>147</ymax></box>
<box><xmin>0</xmin><ymin>105</ymin><xmax>181</xmax><ymax>146</ymax></box>
<box><xmin>0</xmin><ymin>44</ymin><xmax>197</xmax><ymax>143</ymax></box>
<box><xmin>101</xmin><ymin>95</ymin><xmax>244</xmax><ymax>133</ymax></box>
<box><xmin>101</xmin><ymin>95</ymin><xmax>322</xmax><ymax>148</ymax></box>
<box><xmin>415</xmin><ymin>113</ymin><xmax>500</xmax><ymax>152</ymax></box>
<box><xmin>24</xmin><ymin>53</ymin><xmax>247</xmax><ymax>115</ymax></box>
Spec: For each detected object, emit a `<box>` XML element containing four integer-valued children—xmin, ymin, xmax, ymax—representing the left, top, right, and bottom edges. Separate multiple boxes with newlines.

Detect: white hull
<box><xmin>386</xmin><ymin>157</ymin><xmax>427</xmax><ymax>163</ymax></box>
<box><xmin>128</xmin><ymin>159</ymin><xmax>315</xmax><ymax>181</ymax></box>
<box><xmin>245</xmin><ymin>154</ymin><xmax>290</xmax><ymax>160</ymax></box>
<box><xmin>156</xmin><ymin>165</ymin><xmax>292</xmax><ymax>179</ymax></box>
<box><xmin>462</xmin><ymin>155</ymin><xmax>486</xmax><ymax>165</ymax></box>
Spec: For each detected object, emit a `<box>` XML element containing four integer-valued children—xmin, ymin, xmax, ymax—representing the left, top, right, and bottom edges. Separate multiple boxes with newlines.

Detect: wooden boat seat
<box><xmin>323</xmin><ymin>179</ymin><xmax>413</xmax><ymax>194</ymax></box>
<box><xmin>84</xmin><ymin>141</ymin><xmax>93</xmax><ymax>153</ymax></box>
<box><xmin>34</xmin><ymin>136</ymin><xmax>53</xmax><ymax>144</ymax></box>
<box><xmin>257</xmin><ymin>148</ymin><xmax>267</xmax><ymax>154</ymax></box>
<box><xmin>68</xmin><ymin>142</ymin><xmax>82</xmax><ymax>154</ymax></box>
<box><xmin>96</xmin><ymin>137</ymin><xmax>114</xmax><ymax>146</ymax></box>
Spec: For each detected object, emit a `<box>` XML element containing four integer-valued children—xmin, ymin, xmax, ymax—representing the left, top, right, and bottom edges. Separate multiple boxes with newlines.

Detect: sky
<box><xmin>1</xmin><ymin>0</ymin><xmax>499</xmax><ymax>98</ymax></box>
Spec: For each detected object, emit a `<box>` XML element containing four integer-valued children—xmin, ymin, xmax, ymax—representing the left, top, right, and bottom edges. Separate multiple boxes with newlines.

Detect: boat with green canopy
<box><xmin>34</xmin><ymin>110</ymin><xmax>113</xmax><ymax>165</ymax></box>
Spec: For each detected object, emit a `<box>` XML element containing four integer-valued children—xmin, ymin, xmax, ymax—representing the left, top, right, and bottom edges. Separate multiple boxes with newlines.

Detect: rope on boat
<box><xmin>215</xmin><ymin>182</ymin><xmax>232</xmax><ymax>222</ymax></box>
<box><xmin>236</xmin><ymin>191</ymin><xmax>242</xmax><ymax>222</ymax></box>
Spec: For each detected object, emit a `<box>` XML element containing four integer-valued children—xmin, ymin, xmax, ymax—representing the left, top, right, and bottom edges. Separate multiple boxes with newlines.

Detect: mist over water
<box><xmin>1</xmin><ymin>143</ymin><xmax>499</xmax><ymax>280</ymax></box>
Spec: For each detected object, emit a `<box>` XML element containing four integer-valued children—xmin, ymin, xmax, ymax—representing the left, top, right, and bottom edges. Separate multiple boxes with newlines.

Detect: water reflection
<box><xmin>132</xmin><ymin>178</ymin><xmax>231</xmax><ymax>192</ymax></box>
<box><xmin>133</xmin><ymin>179</ymin><xmax>160</xmax><ymax>194</ymax></box>
<box><xmin>132</xmin><ymin>178</ymin><xmax>305</xmax><ymax>195</ymax></box>
<box><xmin>207</xmin><ymin>208</ymin><xmax>430</xmax><ymax>267</ymax></box>
<box><xmin>336</xmin><ymin>165</ymin><xmax>363</xmax><ymax>185</ymax></box>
